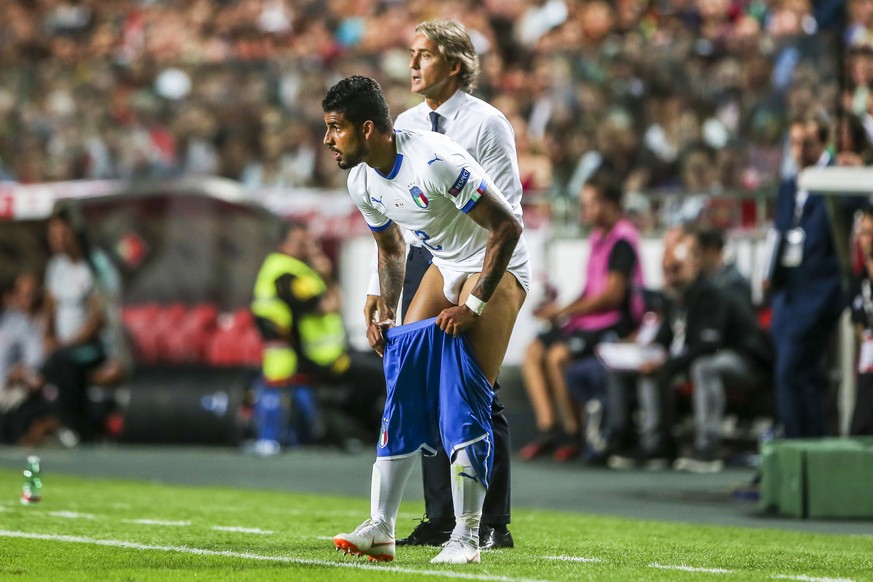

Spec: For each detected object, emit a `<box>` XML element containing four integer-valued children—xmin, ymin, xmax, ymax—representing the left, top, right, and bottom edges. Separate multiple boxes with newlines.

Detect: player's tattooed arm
<box><xmin>466</xmin><ymin>191</ymin><xmax>522</xmax><ymax>303</ymax></box>
<box><xmin>373</xmin><ymin>222</ymin><xmax>406</xmax><ymax>322</ymax></box>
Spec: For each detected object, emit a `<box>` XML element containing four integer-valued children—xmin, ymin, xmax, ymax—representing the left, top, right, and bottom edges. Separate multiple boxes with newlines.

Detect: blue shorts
<box><xmin>378</xmin><ymin>317</ymin><xmax>494</xmax><ymax>487</ymax></box>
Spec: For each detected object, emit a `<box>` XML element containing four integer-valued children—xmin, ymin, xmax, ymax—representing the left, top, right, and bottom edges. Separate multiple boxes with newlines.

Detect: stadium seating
<box><xmin>123</xmin><ymin>303</ymin><xmax>261</xmax><ymax>367</ymax></box>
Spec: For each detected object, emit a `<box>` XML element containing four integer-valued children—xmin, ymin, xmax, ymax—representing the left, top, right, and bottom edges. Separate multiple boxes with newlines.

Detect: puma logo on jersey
<box><xmin>427</xmin><ymin>154</ymin><xmax>443</xmax><ymax>166</ymax></box>
<box><xmin>371</xmin><ymin>196</ymin><xmax>384</xmax><ymax>206</ymax></box>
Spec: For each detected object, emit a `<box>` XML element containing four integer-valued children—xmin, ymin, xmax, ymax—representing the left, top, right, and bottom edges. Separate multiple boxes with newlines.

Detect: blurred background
<box><xmin>0</xmin><ymin>0</ymin><xmax>869</xmax><ymax>465</ymax></box>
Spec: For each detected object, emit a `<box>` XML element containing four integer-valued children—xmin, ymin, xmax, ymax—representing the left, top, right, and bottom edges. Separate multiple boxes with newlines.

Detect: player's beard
<box><xmin>336</xmin><ymin>129</ymin><xmax>368</xmax><ymax>169</ymax></box>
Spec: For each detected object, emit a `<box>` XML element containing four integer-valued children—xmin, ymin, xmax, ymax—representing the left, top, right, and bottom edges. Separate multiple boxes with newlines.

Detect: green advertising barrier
<box><xmin>761</xmin><ymin>437</ymin><xmax>873</xmax><ymax>519</ymax></box>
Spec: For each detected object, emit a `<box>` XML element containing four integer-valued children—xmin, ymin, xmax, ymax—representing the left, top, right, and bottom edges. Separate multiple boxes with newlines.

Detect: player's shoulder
<box><xmin>393</xmin><ymin>131</ymin><xmax>463</xmax><ymax>187</ymax></box>
<box><xmin>346</xmin><ymin>164</ymin><xmax>371</xmax><ymax>198</ymax></box>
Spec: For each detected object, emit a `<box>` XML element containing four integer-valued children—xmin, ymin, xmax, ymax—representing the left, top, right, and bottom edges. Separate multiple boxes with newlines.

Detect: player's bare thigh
<box><xmin>404</xmin><ymin>264</ymin><xmax>454</xmax><ymax>324</ymax></box>
<box><xmin>460</xmin><ymin>272</ymin><xmax>526</xmax><ymax>385</ymax></box>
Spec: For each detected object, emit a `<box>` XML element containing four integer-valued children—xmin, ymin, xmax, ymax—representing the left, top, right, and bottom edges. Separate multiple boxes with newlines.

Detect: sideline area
<box><xmin>0</xmin><ymin>444</ymin><xmax>868</xmax><ymax>537</ymax></box>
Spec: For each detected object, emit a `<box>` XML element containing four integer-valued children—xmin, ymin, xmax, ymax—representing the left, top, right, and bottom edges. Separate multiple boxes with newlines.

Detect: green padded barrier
<box><xmin>760</xmin><ymin>437</ymin><xmax>873</xmax><ymax>519</ymax></box>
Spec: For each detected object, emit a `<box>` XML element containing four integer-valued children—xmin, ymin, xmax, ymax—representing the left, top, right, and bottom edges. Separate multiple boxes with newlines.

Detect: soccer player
<box><xmin>323</xmin><ymin>75</ymin><xmax>529</xmax><ymax>564</ymax></box>
<box><xmin>362</xmin><ymin>19</ymin><xmax>520</xmax><ymax>550</ymax></box>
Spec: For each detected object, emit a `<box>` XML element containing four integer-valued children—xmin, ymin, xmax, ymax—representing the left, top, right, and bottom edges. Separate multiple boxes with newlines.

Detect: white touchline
<box><xmin>212</xmin><ymin>526</ymin><xmax>274</xmax><ymax>535</ymax></box>
<box><xmin>649</xmin><ymin>563</ymin><xmax>733</xmax><ymax>574</ymax></box>
<box><xmin>124</xmin><ymin>519</ymin><xmax>192</xmax><ymax>526</ymax></box>
<box><xmin>545</xmin><ymin>555</ymin><xmax>604</xmax><ymax>563</ymax></box>
<box><xmin>48</xmin><ymin>511</ymin><xmax>97</xmax><ymax>520</ymax></box>
<box><xmin>0</xmin><ymin>530</ymin><xmax>547</xmax><ymax>582</ymax></box>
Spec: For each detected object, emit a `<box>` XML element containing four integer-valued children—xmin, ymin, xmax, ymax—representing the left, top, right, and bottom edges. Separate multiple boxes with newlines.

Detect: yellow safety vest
<box><xmin>251</xmin><ymin>253</ymin><xmax>348</xmax><ymax>382</ymax></box>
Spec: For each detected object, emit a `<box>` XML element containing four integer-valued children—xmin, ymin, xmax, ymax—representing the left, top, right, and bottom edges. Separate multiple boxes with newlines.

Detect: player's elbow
<box><xmin>495</xmin><ymin>215</ymin><xmax>523</xmax><ymax>246</ymax></box>
<box><xmin>377</xmin><ymin>225</ymin><xmax>406</xmax><ymax>257</ymax></box>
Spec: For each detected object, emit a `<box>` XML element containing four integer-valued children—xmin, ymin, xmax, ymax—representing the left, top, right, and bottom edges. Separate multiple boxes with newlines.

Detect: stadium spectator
<box><xmin>676</xmin><ymin>227</ymin><xmax>772</xmax><ymax>472</ymax></box>
<box><xmin>0</xmin><ymin>0</ymin><xmax>843</xmax><ymax>217</ymax></box>
<box><xmin>766</xmin><ymin>112</ymin><xmax>862</xmax><ymax>438</ymax></box>
<box><xmin>250</xmin><ymin>220</ymin><xmax>386</xmax><ymax>454</ymax></box>
<box><xmin>0</xmin><ymin>273</ymin><xmax>59</xmax><ymax>446</ymax></box>
<box><xmin>849</xmin><ymin>205</ymin><xmax>873</xmax><ymax>435</ymax></box>
<box><xmin>847</xmin><ymin>0</ymin><xmax>873</xmax><ymax>48</ymax></box>
<box><xmin>519</xmin><ymin>170</ymin><xmax>644</xmax><ymax>462</ymax></box>
<box><xmin>608</xmin><ymin>227</ymin><xmax>769</xmax><ymax>472</ymax></box>
<box><xmin>835</xmin><ymin>111</ymin><xmax>873</xmax><ymax>167</ymax></box>
<box><xmin>42</xmin><ymin>212</ymin><xmax>107</xmax><ymax>445</ymax></box>
<box><xmin>697</xmin><ymin>226</ymin><xmax>755</xmax><ymax>317</ymax></box>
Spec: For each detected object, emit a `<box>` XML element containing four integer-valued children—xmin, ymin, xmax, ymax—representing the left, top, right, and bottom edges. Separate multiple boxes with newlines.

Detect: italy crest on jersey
<box><xmin>379</xmin><ymin>417</ymin><xmax>389</xmax><ymax>448</ymax></box>
<box><xmin>409</xmin><ymin>186</ymin><xmax>429</xmax><ymax>208</ymax></box>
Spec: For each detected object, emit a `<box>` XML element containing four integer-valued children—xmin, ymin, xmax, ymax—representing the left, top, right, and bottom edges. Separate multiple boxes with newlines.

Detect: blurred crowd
<box><xmin>4</xmin><ymin>1</ymin><xmax>873</xmax><ymax>471</ymax></box>
<box><xmin>0</xmin><ymin>0</ymin><xmax>866</xmax><ymax>215</ymax></box>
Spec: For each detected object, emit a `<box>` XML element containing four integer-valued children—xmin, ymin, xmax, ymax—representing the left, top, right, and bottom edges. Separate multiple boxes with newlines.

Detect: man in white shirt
<box><xmin>323</xmin><ymin>75</ymin><xmax>528</xmax><ymax>564</ymax></box>
<box><xmin>43</xmin><ymin>212</ymin><xmax>106</xmax><ymax>444</ymax></box>
<box><xmin>363</xmin><ymin>19</ymin><xmax>520</xmax><ymax>550</ymax></box>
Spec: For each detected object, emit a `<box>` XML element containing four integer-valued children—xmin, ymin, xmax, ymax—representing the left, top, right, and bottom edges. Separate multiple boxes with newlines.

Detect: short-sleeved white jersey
<box><xmin>395</xmin><ymin>90</ymin><xmax>523</xmax><ymax>221</ymax></box>
<box><xmin>347</xmin><ymin>129</ymin><xmax>528</xmax><ymax>275</ymax></box>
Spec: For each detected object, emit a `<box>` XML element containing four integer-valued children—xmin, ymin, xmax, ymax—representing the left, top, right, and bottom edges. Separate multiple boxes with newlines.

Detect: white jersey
<box><xmin>395</xmin><ymin>90</ymin><xmax>523</xmax><ymax>221</ymax></box>
<box><xmin>367</xmin><ymin>90</ymin><xmax>524</xmax><ymax>295</ymax></box>
<box><xmin>348</xmin><ymin>129</ymin><xmax>529</xmax><ymax>277</ymax></box>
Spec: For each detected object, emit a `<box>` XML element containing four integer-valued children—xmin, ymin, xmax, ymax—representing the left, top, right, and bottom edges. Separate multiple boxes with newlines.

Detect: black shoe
<box><xmin>396</xmin><ymin>516</ymin><xmax>453</xmax><ymax>547</ymax></box>
<box><xmin>479</xmin><ymin>524</ymin><xmax>514</xmax><ymax>549</ymax></box>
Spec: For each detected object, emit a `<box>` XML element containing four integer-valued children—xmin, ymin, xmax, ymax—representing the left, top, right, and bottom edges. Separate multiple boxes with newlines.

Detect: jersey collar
<box><xmin>375</xmin><ymin>152</ymin><xmax>404</xmax><ymax>180</ymax></box>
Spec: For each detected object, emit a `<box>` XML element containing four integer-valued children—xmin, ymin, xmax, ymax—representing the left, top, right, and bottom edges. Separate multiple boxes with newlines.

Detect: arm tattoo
<box><xmin>469</xmin><ymin>195</ymin><xmax>522</xmax><ymax>302</ymax></box>
<box><xmin>375</xmin><ymin>225</ymin><xmax>406</xmax><ymax>321</ymax></box>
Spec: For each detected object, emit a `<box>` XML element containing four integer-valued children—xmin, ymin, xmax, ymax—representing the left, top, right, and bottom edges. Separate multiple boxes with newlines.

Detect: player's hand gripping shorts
<box><xmin>378</xmin><ymin>317</ymin><xmax>494</xmax><ymax>488</ymax></box>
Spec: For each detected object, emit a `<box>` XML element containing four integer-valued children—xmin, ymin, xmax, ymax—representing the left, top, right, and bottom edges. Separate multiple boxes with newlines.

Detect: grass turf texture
<box><xmin>0</xmin><ymin>469</ymin><xmax>871</xmax><ymax>581</ymax></box>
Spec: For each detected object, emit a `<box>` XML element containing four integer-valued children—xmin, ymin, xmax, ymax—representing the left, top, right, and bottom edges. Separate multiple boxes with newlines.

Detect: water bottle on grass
<box><xmin>21</xmin><ymin>455</ymin><xmax>42</xmax><ymax>504</ymax></box>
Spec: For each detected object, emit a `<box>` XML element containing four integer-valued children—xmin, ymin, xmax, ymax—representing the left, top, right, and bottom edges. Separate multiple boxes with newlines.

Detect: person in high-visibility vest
<box><xmin>249</xmin><ymin>221</ymin><xmax>385</xmax><ymax>454</ymax></box>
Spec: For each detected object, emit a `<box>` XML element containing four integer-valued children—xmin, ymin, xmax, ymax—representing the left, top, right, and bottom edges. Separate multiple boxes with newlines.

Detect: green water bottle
<box><xmin>21</xmin><ymin>455</ymin><xmax>42</xmax><ymax>504</ymax></box>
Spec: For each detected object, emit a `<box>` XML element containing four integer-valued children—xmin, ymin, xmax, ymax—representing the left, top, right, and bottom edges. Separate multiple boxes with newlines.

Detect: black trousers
<box><xmin>43</xmin><ymin>341</ymin><xmax>105</xmax><ymax>441</ymax></box>
<box><xmin>851</xmin><ymin>373</ymin><xmax>873</xmax><ymax>436</ymax></box>
<box><xmin>403</xmin><ymin>245</ymin><xmax>512</xmax><ymax>526</ymax></box>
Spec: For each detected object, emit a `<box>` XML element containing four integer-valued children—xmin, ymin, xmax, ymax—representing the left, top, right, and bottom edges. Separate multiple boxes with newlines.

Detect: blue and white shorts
<box><xmin>378</xmin><ymin>317</ymin><xmax>494</xmax><ymax>488</ymax></box>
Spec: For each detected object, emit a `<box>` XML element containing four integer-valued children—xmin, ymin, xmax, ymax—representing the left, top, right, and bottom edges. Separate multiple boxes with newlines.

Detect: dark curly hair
<box><xmin>322</xmin><ymin>76</ymin><xmax>392</xmax><ymax>133</ymax></box>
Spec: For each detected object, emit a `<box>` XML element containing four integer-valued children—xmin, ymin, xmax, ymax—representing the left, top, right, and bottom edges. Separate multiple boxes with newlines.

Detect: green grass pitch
<box><xmin>0</xmin><ymin>469</ymin><xmax>871</xmax><ymax>581</ymax></box>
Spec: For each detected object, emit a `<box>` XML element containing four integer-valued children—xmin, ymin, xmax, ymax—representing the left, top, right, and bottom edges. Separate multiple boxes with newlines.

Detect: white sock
<box><xmin>370</xmin><ymin>455</ymin><xmax>416</xmax><ymax>536</ymax></box>
<box><xmin>450</xmin><ymin>446</ymin><xmax>486</xmax><ymax>544</ymax></box>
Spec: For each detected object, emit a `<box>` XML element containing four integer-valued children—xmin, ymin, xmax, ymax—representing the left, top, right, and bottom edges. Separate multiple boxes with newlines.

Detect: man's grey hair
<box><xmin>415</xmin><ymin>19</ymin><xmax>481</xmax><ymax>92</ymax></box>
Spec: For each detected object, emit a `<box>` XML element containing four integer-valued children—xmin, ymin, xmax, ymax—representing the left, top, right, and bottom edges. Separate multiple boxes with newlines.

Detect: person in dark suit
<box><xmin>767</xmin><ymin>111</ymin><xmax>858</xmax><ymax>438</ymax></box>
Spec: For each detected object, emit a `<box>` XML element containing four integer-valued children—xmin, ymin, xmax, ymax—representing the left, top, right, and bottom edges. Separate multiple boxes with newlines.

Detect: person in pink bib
<box><xmin>520</xmin><ymin>170</ymin><xmax>645</xmax><ymax>461</ymax></box>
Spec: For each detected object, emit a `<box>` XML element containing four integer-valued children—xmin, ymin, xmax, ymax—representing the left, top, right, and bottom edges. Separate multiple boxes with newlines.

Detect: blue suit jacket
<box><xmin>770</xmin><ymin>161</ymin><xmax>852</xmax><ymax>337</ymax></box>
